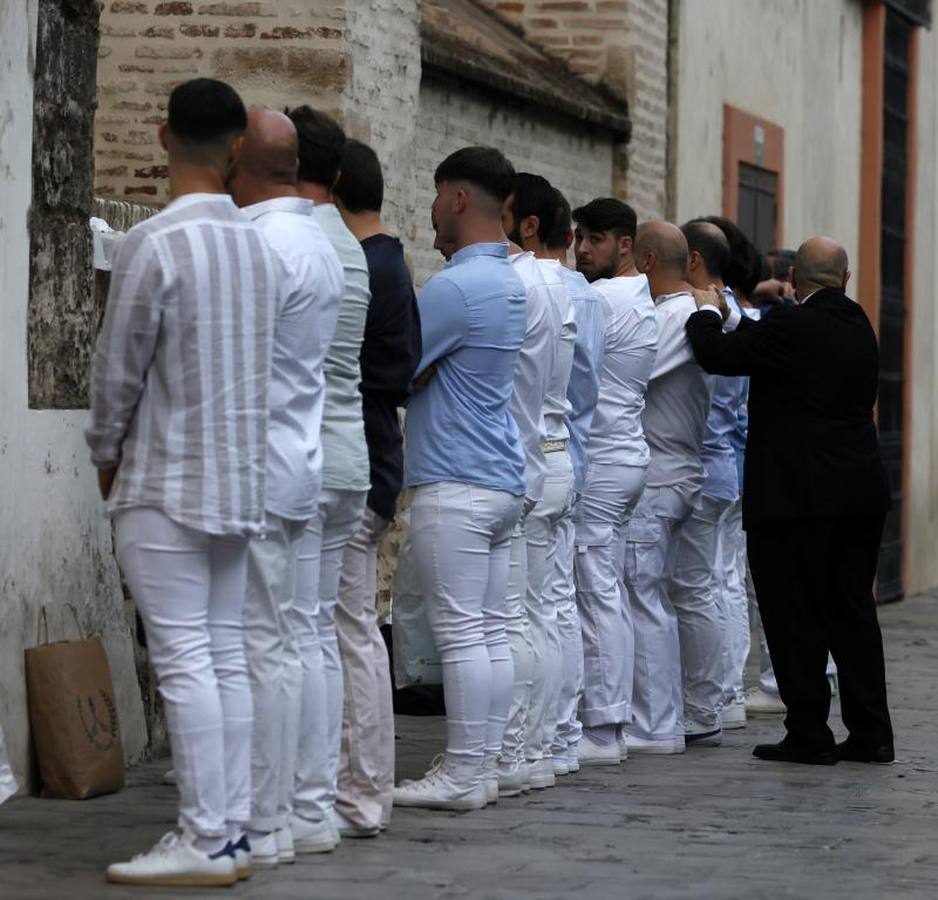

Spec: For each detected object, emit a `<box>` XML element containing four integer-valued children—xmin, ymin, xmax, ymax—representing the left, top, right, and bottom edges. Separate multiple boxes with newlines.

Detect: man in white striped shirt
<box><xmin>227</xmin><ymin>108</ymin><xmax>345</xmax><ymax>868</ymax></box>
<box><xmin>86</xmin><ymin>79</ymin><xmax>283</xmax><ymax>887</ymax></box>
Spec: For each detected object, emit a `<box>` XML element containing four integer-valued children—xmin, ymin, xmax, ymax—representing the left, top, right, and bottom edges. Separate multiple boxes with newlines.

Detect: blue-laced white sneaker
<box><xmin>685</xmin><ymin>719</ymin><xmax>723</xmax><ymax>748</ymax></box>
<box><xmin>228</xmin><ymin>834</ymin><xmax>252</xmax><ymax>880</ymax></box>
<box><xmin>106</xmin><ymin>826</ymin><xmax>237</xmax><ymax>887</ymax></box>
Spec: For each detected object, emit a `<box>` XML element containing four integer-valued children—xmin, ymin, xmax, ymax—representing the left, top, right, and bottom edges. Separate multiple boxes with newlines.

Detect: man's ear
<box><xmin>688</xmin><ymin>249</ymin><xmax>702</xmax><ymax>273</ymax></box>
<box><xmin>619</xmin><ymin>233</ymin><xmax>633</xmax><ymax>257</ymax></box>
<box><xmin>522</xmin><ymin>215</ymin><xmax>540</xmax><ymax>242</ymax></box>
<box><xmin>564</xmin><ymin>228</ymin><xmax>574</xmax><ymax>251</ymax></box>
<box><xmin>228</xmin><ymin>134</ymin><xmax>244</xmax><ymax>167</ymax></box>
<box><xmin>843</xmin><ymin>270</ymin><xmax>852</xmax><ymax>291</ymax></box>
<box><xmin>454</xmin><ymin>186</ymin><xmax>469</xmax><ymax>215</ymax></box>
<box><xmin>158</xmin><ymin>122</ymin><xmax>169</xmax><ymax>152</ymax></box>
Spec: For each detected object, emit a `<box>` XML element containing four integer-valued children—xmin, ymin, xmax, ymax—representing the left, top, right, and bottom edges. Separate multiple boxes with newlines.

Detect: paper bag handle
<box><xmin>35</xmin><ymin>603</ymin><xmax>87</xmax><ymax>645</ymax></box>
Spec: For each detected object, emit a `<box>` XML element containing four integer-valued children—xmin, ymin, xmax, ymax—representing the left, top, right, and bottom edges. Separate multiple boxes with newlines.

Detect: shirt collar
<box><xmin>447</xmin><ymin>241</ymin><xmax>510</xmax><ymax>267</ymax></box>
<box><xmin>241</xmin><ymin>196</ymin><xmax>314</xmax><ymax>221</ymax></box>
<box><xmin>163</xmin><ymin>192</ymin><xmax>236</xmax><ymax>213</ymax></box>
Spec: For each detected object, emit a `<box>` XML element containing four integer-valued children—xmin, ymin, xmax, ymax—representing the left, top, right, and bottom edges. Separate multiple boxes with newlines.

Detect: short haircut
<box><xmin>285</xmin><ymin>105</ymin><xmax>346</xmax><ymax>187</ymax></box>
<box><xmin>510</xmin><ymin>173</ymin><xmax>557</xmax><ymax>244</ymax></box>
<box><xmin>571</xmin><ymin>198</ymin><xmax>637</xmax><ymax>240</ymax></box>
<box><xmin>681</xmin><ymin>220</ymin><xmax>731</xmax><ymax>279</ymax></box>
<box><xmin>545</xmin><ymin>187</ymin><xmax>572</xmax><ymax>250</ymax></box>
<box><xmin>168</xmin><ymin>78</ymin><xmax>246</xmax><ymax>144</ymax></box>
<box><xmin>434</xmin><ymin>146</ymin><xmax>515</xmax><ymax>204</ymax></box>
<box><xmin>334</xmin><ymin>139</ymin><xmax>384</xmax><ymax>213</ymax></box>
<box><xmin>766</xmin><ymin>248</ymin><xmax>796</xmax><ymax>280</ymax></box>
<box><xmin>698</xmin><ymin>215</ymin><xmax>763</xmax><ymax>297</ymax></box>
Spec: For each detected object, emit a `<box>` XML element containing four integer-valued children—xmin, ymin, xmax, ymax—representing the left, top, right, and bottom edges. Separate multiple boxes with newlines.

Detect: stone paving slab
<box><xmin>2</xmin><ymin>595</ymin><xmax>937</xmax><ymax>900</ymax></box>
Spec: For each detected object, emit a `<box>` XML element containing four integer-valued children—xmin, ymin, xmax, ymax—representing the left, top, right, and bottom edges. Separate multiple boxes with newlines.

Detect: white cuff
<box><xmin>724</xmin><ymin>306</ymin><xmax>742</xmax><ymax>332</ymax></box>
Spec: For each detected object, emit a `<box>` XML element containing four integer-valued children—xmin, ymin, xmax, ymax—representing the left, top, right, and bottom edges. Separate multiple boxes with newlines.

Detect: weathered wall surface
<box><xmin>411</xmin><ymin>75</ymin><xmax>615</xmax><ymax>285</ymax></box>
<box><xmin>670</xmin><ymin>0</ymin><xmax>864</xmax><ymax>263</ymax></box>
<box><xmin>94</xmin><ymin>0</ymin><xmax>349</xmax><ymax>202</ymax></box>
<box><xmin>906</xmin><ymin>23</ymin><xmax>938</xmax><ymax>595</ymax></box>
<box><xmin>480</xmin><ymin>0</ymin><xmax>669</xmax><ymax>221</ymax></box>
<box><xmin>0</xmin><ymin>0</ymin><xmax>148</xmax><ymax>788</ymax></box>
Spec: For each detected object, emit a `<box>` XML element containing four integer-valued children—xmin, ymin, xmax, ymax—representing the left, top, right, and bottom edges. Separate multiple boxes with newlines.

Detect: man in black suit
<box><xmin>685</xmin><ymin>236</ymin><xmax>894</xmax><ymax>765</ymax></box>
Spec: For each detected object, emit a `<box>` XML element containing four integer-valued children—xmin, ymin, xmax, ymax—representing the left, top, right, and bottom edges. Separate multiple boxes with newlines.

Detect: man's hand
<box><xmin>412</xmin><ymin>363</ymin><xmax>437</xmax><ymax>391</ymax></box>
<box><xmin>691</xmin><ymin>285</ymin><xmax>729</xmax><ymax>320</ymax></box>
<box><xmin>97</xmin><ymin>465</ymin><xmax>118</xmax><ymax>501</ymax></box>
<box><xmin>752</xmin><ymin>278</ymin><xmax>792</xmax><ymax>306</ymax></box>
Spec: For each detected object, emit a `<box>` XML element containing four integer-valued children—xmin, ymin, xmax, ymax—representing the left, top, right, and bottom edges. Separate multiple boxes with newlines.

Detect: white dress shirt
<box><xmin>587</xmin><ymin>274</ymin><xmax>658</xmax><ymax>468</ymax></box>
<box><xmin>244</xmin><ymin>196</ymin><xmax>345</xmax><ymax>523</ymax></box>
<box><xmin>85</xmin><ymin>193</ymin><xmax>281</xmax><ymax>535</ymax></box>
<box><xmin>313</xmin><ymin>203</ymin><xmax>372</xmax><ymax>493</ymax></box>
<box><xmin>537</xmin><ymin>259</ymin><xmax>576</xmax><ymax>444</ymax></box>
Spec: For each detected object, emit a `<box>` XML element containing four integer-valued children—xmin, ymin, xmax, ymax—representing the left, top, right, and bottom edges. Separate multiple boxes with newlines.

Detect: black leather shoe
<box><xmin>836</xmin><ymin>740</ymin><xmax>895</xmax><ymax>764</ymax></box>
<box><xmin>753</xmin><ymin>740</ymin><xmax>838</xmax><ymax>765</ymax></box>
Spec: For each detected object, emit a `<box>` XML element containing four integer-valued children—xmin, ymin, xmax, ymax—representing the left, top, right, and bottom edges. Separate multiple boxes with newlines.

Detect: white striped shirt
<box><xmin>85</xmin><ymin>193</ymin><xmax>281</xmax><ymax>536</ymax></box>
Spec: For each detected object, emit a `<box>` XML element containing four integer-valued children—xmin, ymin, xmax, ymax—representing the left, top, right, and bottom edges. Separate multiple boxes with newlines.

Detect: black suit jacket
<box><xmin>685</xmin><ymin>288</ymin><xmax>891</xmax><ymax>529</ymax></box>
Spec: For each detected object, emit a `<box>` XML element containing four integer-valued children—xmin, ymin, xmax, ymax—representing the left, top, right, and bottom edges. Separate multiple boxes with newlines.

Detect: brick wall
<box><xmin>479</xmin><ymin>0</ymin><xmax>669</xmax><ymax>221</ymax></box>
<box><xmin>410</xmin><ymin>75</ymin><xmax>615</xmax><ymax>285</ymax></box>
<box><xmin>95</xmin><ymin>0</ymin><xmax>348</xmax><ymax>201</ymax></box>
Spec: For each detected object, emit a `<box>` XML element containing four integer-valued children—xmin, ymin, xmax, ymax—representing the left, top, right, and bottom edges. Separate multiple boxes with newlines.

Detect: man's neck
<box><xmin>340</xmin><ymin>209</ymin><xmax>391</xmax><ymax>242</ymax></box>
<box><xmin>653</xmin><ymin>276</ymin><xmax>694</xmax><ymax>298</ymax></box>
<box><xmin>297</xmin><ymin>180</ymin><xmax>333</xmax><ymax>205</ymax></box>
<box><xmin>688</xmin><ymin>275</ymin><xmax>726</xmax><ymax>292</ymax></box>
<box><xmin>543</xmin><ymin>247</ymin><xmax>570</xmax><ymax>265</ymax></box>
<box><xmin>614</xmin><ymin>259</ymin><xmax>639</xmax><ymax>277</ymax></box>
<box><xmin>452</xmin><ymin>222</ymin><xmax>508</xmax><ymax>254</ymax></box>
<box><xmin>240</xmin><ymin>184</ymin><xmax>298</xmax><ymax>208</ymax></box>
<box><xmin>168</xmin><ymin>165</ymin><xmax>227</xmax><ymax>200</ymax></box>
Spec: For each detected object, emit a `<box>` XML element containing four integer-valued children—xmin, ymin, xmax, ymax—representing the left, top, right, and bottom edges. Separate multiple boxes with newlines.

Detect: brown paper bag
<box><xmin>24</xmin><ymin>606</ymin><xmax>125</xmax><ymax>799</ymax></box>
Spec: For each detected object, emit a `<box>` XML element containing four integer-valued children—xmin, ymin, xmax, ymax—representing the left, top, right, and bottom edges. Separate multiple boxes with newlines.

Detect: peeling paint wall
<box><xmin>0</xmin><ymin>0</ymin><xmax>148</xmax><ymax>790</ymax></box>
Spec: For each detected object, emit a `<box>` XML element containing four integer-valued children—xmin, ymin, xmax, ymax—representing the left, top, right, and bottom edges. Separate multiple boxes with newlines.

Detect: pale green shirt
<box><xmin>312</xmin><ymin>203</ymin><xmax>371</xmax><ymax>492</ymax></box>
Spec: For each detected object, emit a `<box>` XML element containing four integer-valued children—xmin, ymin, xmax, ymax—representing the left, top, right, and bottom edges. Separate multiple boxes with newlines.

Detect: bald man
<box><xmin>686</xmin><ymin>236</ymin><xmax>893</xmax><ymax>766</ymax></box>
<box><xmin>622</xmin><ymin>221</ymin><xmax>716</xmax><ymax>755</ymax></box>
<box><xmin>228</xmin><ymin>107</ymin><xmax>345</xmax><ymax>863</ymax></box>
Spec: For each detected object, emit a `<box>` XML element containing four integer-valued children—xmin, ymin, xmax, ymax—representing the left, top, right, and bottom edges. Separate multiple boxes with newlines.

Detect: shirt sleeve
<box><xmin>566</xmin><ymin>294</ymin><xmax>606</xmax><ymax>447</ymax></box>
<box><xmin>650</xmin><ymin>295</ymin><xmax>697</xmax><ymax>380</ymax></box>
<box><xmin>685</xmin><ymin>305</ymin><xmax>794</xmax><ymax>377</ymax></box>
<box><xmin>84</xmin><ymin>229</ymin><xmax>164</xmax><ymax>468</ymax></box>
<box><xmin>414</xmin><ymin>273</ymin><xmax>467</xmax><ymax>377</ymax></box>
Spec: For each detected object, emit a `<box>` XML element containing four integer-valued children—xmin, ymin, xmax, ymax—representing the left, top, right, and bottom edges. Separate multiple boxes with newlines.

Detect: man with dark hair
<box><xmin>623</xmin><ymin>221</ymin><xmax>714</xmax><ymax>757</ymax></box>
<box><xmin>394</xmin><ymin>146</ymin><xmax>526</xmax><ymax>812</ymax></box>
<box><xmin>680</xmin><ymin>220</ymin><xmax>748</xmax><ymax>739</ymax></box>
<box><xmin>333</xmin><ymin>139</ymin><xmax>421</xmax><ymax>835</ymax></box>
<box><xmin>686</xmin><ymin>237</ymin><xmax>893</xmax><ymax>766</ymax></box>
<box><xmin>503</xmin><ymin>173</ymin><xmax>576</xmax><ymax>788</ymax></box>
<box><xmin>533</xmin><ymin>186</ymin><xmax>608</xmax><ymax>773</ymax></box>
<box><xmin>571</xmin><ymin>198</ymin><xmax>638</xmax><ymax>283</ymax></box>
<box><xmin>227</xmin><ymin>108</ymin><xmax>345</xmax><ymax>868</ymax></box>
<box><xmin>569</xmin><ymin>198</ymin><xmax>658</xmax><ymax>765</ymax></box>
<box><xmin>285</xmin><ymin>105</ymin><xmax>371</xmax><ymax>855</ymax></box>
<box><xmin>88</xmin><ymin>79</ymin><xmax>282</xmax><ymax>886</ymax></box>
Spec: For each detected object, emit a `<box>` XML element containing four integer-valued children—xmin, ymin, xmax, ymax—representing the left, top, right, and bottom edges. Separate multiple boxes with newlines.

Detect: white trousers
<box><xmin>669</xmin><ymin>494</ymin><xmax>730</xmax><ymax>728</ymax></box>
<box><xmin>243</xmin><ymin>513</ymin><xmax>306</xmax><ymax>832</ymax></box>
<box><xmin>115</xmin><ymin>507</ymin><xmax>251</xmax><ymax>838</ymax></box>
<box><xmin>551</xmin><ymin>494</ymin><xmax>583</xmax><ymax>758</ymax></box>
<box><xmin>574</xmin><ymin>463</ymin><xmax>647</xmax><ymax>727</ymax></box>
<box><xmin>292</xmin><ymin>487</ymin><xmax>367</xmax><ymax>822</ymax></box>
<box><xmin>524</xmin><ymin>450</ymin><xmax>574</xmax><ymax>760</ymax></box>
<box><xmin>716</xmin><ymin>500</ymin><xmax>750</xmax><ymax>706</ymax></box>
<box><xmin>503</xmin><ymin>513</ymin><xmax>533</xmax><ymax>765</ymax></box>
<box><xmin>410</xmin><ymin>482</ymin><xmax>521</xmax><ymax>781</ymax></box>
<box><xmin>335</xmin><ymin>509</ymin><xmax>395</xmax><ymax>831</ymax></box>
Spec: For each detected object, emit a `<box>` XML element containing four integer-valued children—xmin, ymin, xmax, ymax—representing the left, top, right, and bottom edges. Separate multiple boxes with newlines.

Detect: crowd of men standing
<box><xmin>85</xmin><ymin>77</ymin><xmax>895</xmax><ymax>889</ymax></box>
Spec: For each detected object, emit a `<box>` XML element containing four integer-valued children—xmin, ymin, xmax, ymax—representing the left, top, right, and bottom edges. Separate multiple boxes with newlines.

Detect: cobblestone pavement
<box><xmin>3</xmin><ymin>594</ymin><xmax>937</xmax><ymax>900</ymax></box>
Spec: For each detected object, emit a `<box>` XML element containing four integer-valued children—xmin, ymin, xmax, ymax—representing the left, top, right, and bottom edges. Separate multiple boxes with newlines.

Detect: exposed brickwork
<box><xmin>478</xmin><ymin>0</ymin><xmax>669</xmax><ymax>220</ymax></box>
<box><xmin>94</xmin><ymin>0</ymin><xmax>347</xmax><ymax>200</ymax></box>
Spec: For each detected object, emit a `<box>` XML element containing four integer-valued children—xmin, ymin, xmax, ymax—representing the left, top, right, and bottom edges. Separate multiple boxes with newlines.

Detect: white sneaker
<box><xmin>685</xmin><ymin>719</ymin><xmax>723</xmax><ymax>748</ymax></box>
<box><xmin>565</xmin><ymin>747</ymin><xmax>580</xmax><ymax>773</ymax></box>
<box><xmin>577</xmin><ymin>732</ymin><xmax>621</xmax><ymax>767</ymax></box>
<box><xmin>289</xmin><ymin>814</ymin><xmax>339</xmax><ymax>854</ymax></box>
<box><xmin>520</xmin><ymin>760</ymin><xmax>532</xmax><ymax>793</ymax></box>
<box><xmin>162</xmin><ymin>768</ymin><xmax>176</xmax><ymax>786</ymax></box>
<box><xmin>275</xmin><ymin>825</ymin><xmax>295</xmax><ymax>863</ymax></box>
<box><xmin>393</xmin><ymin>756</ymin><xmax>486</xmax><ymax>812</ymax></box>
<box><xmin>527</xmin><ymin>757</ymin><xmax>556</xmax><ymax>790</ymax></box>
<box><xmin>618</xmin><ymin>736</ymin><xmax>628</xmax><ymax>763</ymax></box>
<box><xmin>106</xmin><ymin>827</ymin><xmax>236</xmax><ymax>887</ymax></box>
<box><xmin>552</xmin><ymin>756</ymin><xmax>570</xmax><ymax>777</ymax></box>
<box><xmin>745</xmin><ymin>687</ymin><xmax>786</xmax><ymax>715</ymax></box>
<box><xmin>722</xmin><ymin>698</ymin><xmax>747</xmax><ymax>730</ymax></box>
<box><xmin>496</xmin><ymin>759</ymin><xmax>525</xmax><ymax>798</ymax></box>
<box><xmin>624</xmin><ymin>734</ymin><xmax>686</xmax><ymax>755</ymax></box>
<box><xmin>485</xmin><ymin>777</ymin><xmax>499</xmax><ymax>805</ymax></box>
<box><xmin>330</xmin><ymin>808</ymin><xmax>380</xmax><ymax>838</ymax></box>
<box><xmin>247</xmin><ymin>832</ymin><xmax>278</xmax><ymax>868</ymax></box>
<box><xmin>227</xmin><ymin>835</ymin><xmax>252</xmax><ymax>880</ymax></box>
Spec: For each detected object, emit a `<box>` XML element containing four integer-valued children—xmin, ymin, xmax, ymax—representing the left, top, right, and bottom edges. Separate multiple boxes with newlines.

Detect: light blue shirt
<box><xmin>701</xmin><ymin>289</ymin><xmax>747</xmax><ymax>502</ymax></box>
<box><xmin>404</xmin><ymin>242</ymin><xmax>527</xmax><ymax>495</ymax></box>
<box><xmin>560</xmin><ymin>268</ymin><xmax>606</xmax><ymax>494</ymax></box>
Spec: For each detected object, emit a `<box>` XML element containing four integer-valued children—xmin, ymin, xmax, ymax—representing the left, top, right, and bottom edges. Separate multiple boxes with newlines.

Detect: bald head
<box><xmin>793</xmin><ymin>236</ymin><xmax>850</xmax><ymax>300</ymax></box>
<box><xmin>635</xmin><ymin>221</ymin><xmax>689</xmax><ymax>275</ymax></box>
<box><xmin>227</xmin><ymin>107</ymin><xmax>299</xmax><ymax>206</ymax></box>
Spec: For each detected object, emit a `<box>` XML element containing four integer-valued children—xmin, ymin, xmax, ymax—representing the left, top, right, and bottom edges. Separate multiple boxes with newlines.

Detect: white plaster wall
<box><xmin>411</xmin><ymin>77</ymin><xmax>615</xmax><ymax>286</ymax></box>
<box><xmin>905</xmin><ymin>23</ymin><xmax>938</xmax><ymax>596</ymax></box>
<box><xmin>671</xmin><ymin>0</ymin><xmax>864</xmax><ymax>263</ymax></box>
<box><xmin>0</xmin><ymin>0</ymin><xmax>147</xmax><ymax>788</ymax></box>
